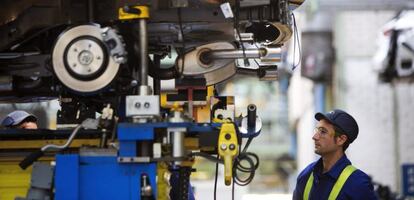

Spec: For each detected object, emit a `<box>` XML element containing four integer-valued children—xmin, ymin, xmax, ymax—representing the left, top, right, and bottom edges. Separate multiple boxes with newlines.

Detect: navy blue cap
<box><xmin>1</xmin><ymin>110</ymin><xmax>37</xmax><ymax>127</ymax></box>
<box><xmin>315</xmin><ymin>109</ymin><xmax>359</xmax><ymax>143</ymax></box>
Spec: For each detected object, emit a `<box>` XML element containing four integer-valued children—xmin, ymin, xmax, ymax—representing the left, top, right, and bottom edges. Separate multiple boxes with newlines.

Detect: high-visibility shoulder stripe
<box><xmin>303</xmin><ymin>172</ymin><xmax>314</xmax><ymax>200</ymax></box>
<box><xmin>328</xmin><ymin>165</ymin><xmax>357</xmax><ymax>200</ymax></box>
<box><xmin>303</xmin><ymin>165</ymin><xmax>357</xmax><ymax>200</ymax></box>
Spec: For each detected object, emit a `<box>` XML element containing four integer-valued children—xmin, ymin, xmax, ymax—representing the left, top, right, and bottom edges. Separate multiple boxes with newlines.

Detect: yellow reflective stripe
<box><xmin>303</xmin><ymin>165</ymin><xmax>357</xmax><ymax>200</ymax></box>
<box><xmin>328</xmin><ymin>165</ymin><xmax>357</xmax><ymax>200</ymax></box>
<box><xmin>303</xmin><ymin>172</ymin><xmax>314</xmax><ymax>200</ymax></box>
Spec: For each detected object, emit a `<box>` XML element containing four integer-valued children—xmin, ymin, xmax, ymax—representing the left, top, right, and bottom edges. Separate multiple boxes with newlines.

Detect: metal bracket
<box><xmin>126</xmin><ymin>95</ymin><xmax>160</xmax><ymax>117</ymax></box>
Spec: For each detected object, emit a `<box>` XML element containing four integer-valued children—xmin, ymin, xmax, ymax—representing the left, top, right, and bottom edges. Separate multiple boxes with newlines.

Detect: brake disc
<box><xmin>52</xmin><ymin>25</ymin><xmax>123</xmax><ymax>93</ymax></box>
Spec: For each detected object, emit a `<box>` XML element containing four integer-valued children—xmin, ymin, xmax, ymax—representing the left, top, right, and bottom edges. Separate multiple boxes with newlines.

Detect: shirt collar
<box><xmin>314</xmin><ymin>154</ymin><xmax>352</xmax><ymax>179</ymax></box>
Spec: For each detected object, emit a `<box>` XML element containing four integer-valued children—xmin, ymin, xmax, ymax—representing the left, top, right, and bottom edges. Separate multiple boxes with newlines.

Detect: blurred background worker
<box><xmin>1</xmin><ymin>110</ymin><xmax>38</xmax><ymax>129</ymax></box>
<box><xmin>293</xmin><ymin>109</ymin><xmax>378</xmax><ymax>200</ymax></box>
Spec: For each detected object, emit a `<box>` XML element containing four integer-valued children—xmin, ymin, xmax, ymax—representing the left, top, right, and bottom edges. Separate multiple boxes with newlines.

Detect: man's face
<box><xmin>312</xmin><ymin>119</ymin><xmax>343</xmax><ymax>156</ymax></box>
<box><xmin>18</xmin><ymin>121</ymin><xmax>38</xmax><ymax>129</ymax></box>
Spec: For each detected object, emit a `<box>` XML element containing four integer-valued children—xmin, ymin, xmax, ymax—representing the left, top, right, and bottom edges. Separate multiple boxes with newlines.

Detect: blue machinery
<box><xmin>0</xmin><ymin>1</ymin><xmax>306</xmax><ymax>199</ymax></box>
<box><xmin>54</xmin><ymin>122</ymin><xmax>220</xmax><ymax>200</ymax></box>
<box><xmin>19</xmin><ymin>104</ymin><xmax>262</xmax><ymax>200</ymax></box>
<box><xmin>37</xmin><ymin>119</ymin><xmax>260</xmax><ymax>200</ymax></box>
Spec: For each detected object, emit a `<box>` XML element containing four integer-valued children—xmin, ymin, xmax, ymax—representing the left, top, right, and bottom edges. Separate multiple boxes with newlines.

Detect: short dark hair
<box><xmin>315</xmin><ymin>109</ymin><xmax>359</xmax><ymax>144</ymax></box>
<box><xmin>334</xmin><ymin>126</ymin><xmax>350</xmax><ymax>151</ymax></box>
<box><xmin>11</xmin><ymin>116</ymin><xmax>37</xmax><ymax>128</ymax></box>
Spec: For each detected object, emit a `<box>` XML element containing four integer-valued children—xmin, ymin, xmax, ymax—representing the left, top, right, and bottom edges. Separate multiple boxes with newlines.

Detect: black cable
<box><xmin>191</xmin><ymin>127</ymin><xmax>260</xmax><ymax>188</ymax></box>
<box><xmin>238</xmin><ymin>152</ymin><xmax>259</xmax><ymax>171</ymax></box>
<box><xmin>232</xmin><ymin>176</ymin><xmax>235</xmax><ymax>200</ymax></box>
<box><xmin>232</xmin><ymin>136</ymin><xmax>259</xmax><ymax>186</ymax></box>
<box><xmin>252</xmin><ymin>43</ymin><xmax>262</xmax><ymax>68</ymax></box>
<box><xmin>214</xmin><ymin>154</ymin><xmax>219</xmax><ymax>200</ymax></box>
<box><xmin>191</xmin><ymin>152</ymin><xmax>223</xmax><ymax>164</ymax></box>
<box><xmin>177</xmin><ymin>8</ymin><xmax>186</xmax><ymax>76</ymax></box>
<box><xmin>192</xmin><ymin>150</ymin><xmax>259</xmax><ymax>187</ymax></box>
<box><xmin>291</xmin><ymin>13</ymin><xmax>302</xmax><ymax>71</ymax></box>
<box><xmin>292</xmin><ymin>14</ymin><xmax>297</xmax><ymax>70</ymax></box>
<box><xmin>233</xmin><ymin>152</ymin><xmax>259</xmax><ymax>186</ymax></box>
<box><xmin>252</xmin><ymin>59</ymin><xmax>261</xmax><ymax>69</ymax></box>
<box><xmin>242</xmin><ymin>138</ymin><xmax>253</xmax><ymax>154</ymax></box>
<box><xmin>294</xmin><ymin>13</ymin><xmax>302</xmax><ymax>66</ymax></box>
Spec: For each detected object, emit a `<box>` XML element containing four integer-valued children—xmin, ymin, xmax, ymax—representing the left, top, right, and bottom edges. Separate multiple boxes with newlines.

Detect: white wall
<box><xmin>288</xmin><ymin>67</ymin><xmax>316</xmax><ymax>172</ymax></box>
<box><xmin>291</xmin><ymin>10</ymin><xmax>414</xmax><ymax>193</ymax></box>
<box><xmin>334</xmin><ymin>11</ymin><xmax>414</xmax><ymax>192</ymax></box>
<box><xmin>340</xmin><ymin>58</ymin><xmax>397</xmax><ymax>189</ymax></box>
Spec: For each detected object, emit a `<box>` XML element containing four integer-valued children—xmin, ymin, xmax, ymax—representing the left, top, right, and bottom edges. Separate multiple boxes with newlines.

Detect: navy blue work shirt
<box><xmin>293</xmin><ymin>155</ymin><xmax>378</xmax><ymax>200</ymax></box>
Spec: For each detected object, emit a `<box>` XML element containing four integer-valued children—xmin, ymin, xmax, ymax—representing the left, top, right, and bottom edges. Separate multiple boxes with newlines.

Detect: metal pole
<box><xmin>247</xmin><ymin>104</ymin><xmax>257</xmax><ymax>129</ymax></box>
<box><xmin>172</xmin><ymin>130</ymin><xmax>185</xmax><ymax>165</ymax></box>
<box><xmin>87</xmin><ymin>0</ymin><xmax>94</xmax><ymax>22</ymax></box>
<box><xmin>139</xmin><ymin>19</ymin><xmax>149</xmax><ymax>95</ymax></box>
<box><xmin>169</xmin><ymin>111</ymin><xmax>186</xmax><ymax>165</ymax></box>
<box><xmin>207</xmin><ymin>49</ymin><xmax>268</xmax><ymax>59</ymax></box>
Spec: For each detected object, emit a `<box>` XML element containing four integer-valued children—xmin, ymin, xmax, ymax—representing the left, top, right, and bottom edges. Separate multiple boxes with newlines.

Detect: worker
<box><xmin>293</xmin><ymin>109</ymin><xmax>378</xmax><ymax>200</ymax></box>
<box><xmin>1</xmin><ymin>110</ymin><xmax>38</xmax><ymax>129</ymax></box>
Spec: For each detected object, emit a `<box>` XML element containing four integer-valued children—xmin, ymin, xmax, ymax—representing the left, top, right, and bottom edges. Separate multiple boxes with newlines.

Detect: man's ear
<box><xmin>336</xmin><ymin>134</ymin><xmax>348</xmax><ymax>146</ymax></box>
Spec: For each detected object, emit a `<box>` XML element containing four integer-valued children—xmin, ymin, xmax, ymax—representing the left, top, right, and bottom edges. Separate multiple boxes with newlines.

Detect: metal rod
<box><xmin>41</xmin><ymin>125</ymin><xmax>82</xmax><ymax>151</ymax></box>
<box><xmin>87</xmin><ymin>0</ymin><xmax>94</xmax><ymax>22</ymax></box>
<box><xmin>139</xmin><ymin>19</ymin><xmax>148</xmax><ymax>87</ymax></box>
<box><xmin>206</xmin><ymin>47</ymin><xmax>281</xmax><ymax>60</ymax></box>
<box><xmin>172</xmin><ymin>131</ymin><xmax>185</xmax><ymax>165</ymax></box>
<box><xmin>207</xmin><ymin>49</ymin><xmax>266</xmax><ymax>59</ymax></box>
<box><xmin>169</xmin><ymin>111</ymin><xmax>186</xmax><ymax>165</ymax></box>
<box><xmin>247</xmin><ymin>104</ymin><xmax>257</xmax><ymax>128</ymax></box>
